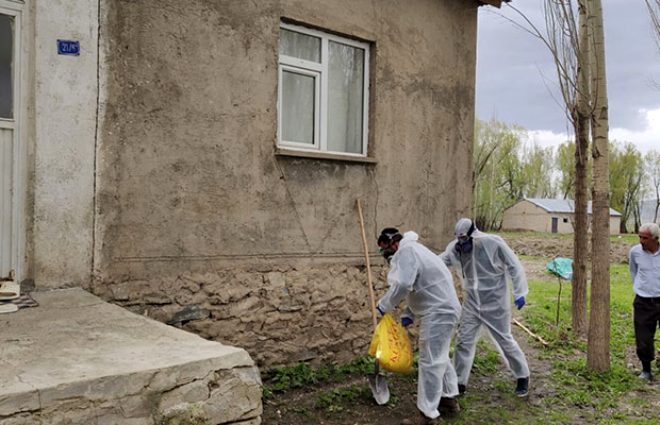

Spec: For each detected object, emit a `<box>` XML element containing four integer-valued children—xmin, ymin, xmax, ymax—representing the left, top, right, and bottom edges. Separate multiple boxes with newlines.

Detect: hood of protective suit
<box><xmin>454</xmin><ymin>218</ymin><xmax>485</xmax><ymax>240</ymax></box>
<box><xmin>400</xmin><ymin>230</ymin><xmax>419</xmax><ymax>246</ymax></box>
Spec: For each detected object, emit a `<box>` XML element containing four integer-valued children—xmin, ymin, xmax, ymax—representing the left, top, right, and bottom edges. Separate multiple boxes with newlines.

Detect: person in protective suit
<box><xmin>376</xmin><ymin>228</ymin><xmax>462</xmax><ymax>425</ymax></box>
<box><xmin>440</xmin><ymin>218</ymin><xmax>530</xmax><ymax>397</ymax></box>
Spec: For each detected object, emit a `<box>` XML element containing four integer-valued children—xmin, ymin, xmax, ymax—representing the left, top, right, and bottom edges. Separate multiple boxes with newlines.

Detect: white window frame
<box><xmin>0</xmin><ymin>0</ymin><xmax>24</xmax><ymax>281</ymax></box>
<box><xmin>278</xmin><ymin>22</ymin><xmax>370</xmax><ymax>157</ymax></box>
<box><xmin>278</xmin><ymin>64</ymin><xmax>321</xmax><ymax>150</ymax></box>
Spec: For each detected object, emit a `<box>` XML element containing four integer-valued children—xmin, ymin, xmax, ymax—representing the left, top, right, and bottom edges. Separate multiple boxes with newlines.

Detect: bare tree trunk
<box><xmin>587</xmin><ymin>0</ymin><xmax>610</xmax><ymax>372</ymax></box>
<box><xmin>572</xmin><ymin>0</ymin><xmax>590</xmax><ymax>338</ymax></box>
<box><xmin>654</xmin><ymin>178</ymin><xmax>660</xmax><ymax>222</ymax></box>
<box><xmin>645</xmin><ymin>0</ymin><xmax>660</xmax><ymax>50</ymax></box>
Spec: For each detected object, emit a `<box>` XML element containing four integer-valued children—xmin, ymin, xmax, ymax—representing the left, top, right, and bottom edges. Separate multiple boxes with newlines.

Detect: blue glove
<box><xmin>401</xmin><ymin>316</ymin><xmax>414</xmax><ymax>327</ymax></box>
<box><xmin>514</xmin><ymin>296</ymin><xmax>526</xmax><ymax>310</ymax></box>
<box><xmin>376</xmin><ymin>304</ymin><xmax>385</xmax><ymax>316</ymax></box>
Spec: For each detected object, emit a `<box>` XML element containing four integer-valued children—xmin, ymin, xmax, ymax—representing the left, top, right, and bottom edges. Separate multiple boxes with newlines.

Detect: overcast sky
<box><xmin>476</xmin><ymin>0</ymin><xmax>660</xmax><ymax>154</ymax></box>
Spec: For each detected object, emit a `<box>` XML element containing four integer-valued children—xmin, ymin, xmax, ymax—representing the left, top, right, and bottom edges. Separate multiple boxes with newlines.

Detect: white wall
<box><xmin>31</xmin><ymin>0</ymin><xmax>98</xmax><ymax>287</ymax></box>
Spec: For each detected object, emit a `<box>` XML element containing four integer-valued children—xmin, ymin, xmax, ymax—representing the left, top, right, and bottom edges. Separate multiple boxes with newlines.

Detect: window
<box><xmin>0</xmin><ymin>12</ymin><xmax>14</xmax><ymax>119</ymax></box>
<box><xmin>278</xmin><ymin>23</ymin><xmax>370</xmax><ymax>156</ymax></box>
<box><xmin>563</xmin><ymin>218</ymin><xmax>569</xmax><ymax>223</ymax></box>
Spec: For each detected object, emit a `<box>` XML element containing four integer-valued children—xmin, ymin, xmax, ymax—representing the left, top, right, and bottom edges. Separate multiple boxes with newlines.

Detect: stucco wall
<box><xmin>29</xmin><ymin>0</ymin><xmax>99</xmax><ymax>287</ymax></box>
<box><xmin>609</xmin><ymin>217</ymin><xmax>621</xmax><ymax>235</ymax></box>
<box><xmin>93</xmin><ymin>0</ymin><xmax>478</xmax><ymax>367</ymax></box>
<box><xmin>501</xmin><ymin>201</ymin><xmax>559</xmax><ymax>232</ymax></box>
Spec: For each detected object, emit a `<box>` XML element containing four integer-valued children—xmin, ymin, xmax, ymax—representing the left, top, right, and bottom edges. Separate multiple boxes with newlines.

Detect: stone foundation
<box><xmin>91</xmin><ymin>263</ymin><xmax>390</xmax><ymax>367</ymax></box>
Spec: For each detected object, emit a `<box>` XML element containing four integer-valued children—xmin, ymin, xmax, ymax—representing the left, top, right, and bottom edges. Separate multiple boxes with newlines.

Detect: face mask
<box><xmin>454</xmin><ymin>221</ymin><xmax>476</xmax><ymax>254</ymax></box>
<box><xmin>379</xmin><ymin>247</ymin><xmax>396</xmax><ymax>263</ymax></box>
<box><xmin>455</xmin><ymin>238</ymin><xmax>473</xmax><ymax>254</ymax></box>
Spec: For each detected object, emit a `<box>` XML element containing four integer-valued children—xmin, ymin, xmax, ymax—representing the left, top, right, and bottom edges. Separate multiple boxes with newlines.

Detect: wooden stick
<box><xmin>555</xmin><ymin>277</ymin><xmax>562</xmax><ymax>328</ymax></box>
<box><xmin>356</xmin><ymin>199</ymin><xmax>378</xmax><ymax>331</ymax></box>
<box><xmin>513</xmin><ymin>318</ymin><xmax>549</xmax><ymax>347</ymax></box>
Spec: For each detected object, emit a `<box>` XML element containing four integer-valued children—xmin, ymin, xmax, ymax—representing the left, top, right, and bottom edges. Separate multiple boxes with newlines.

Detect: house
<box><xmin>501</xmin><ymin>198</ymin><xmax>622</xmax><ymax>235</ymax></box>
<box><xmin>2</xmin><ymin>0</ymin><xmax>503</xmax><ymax>373</ymax></box>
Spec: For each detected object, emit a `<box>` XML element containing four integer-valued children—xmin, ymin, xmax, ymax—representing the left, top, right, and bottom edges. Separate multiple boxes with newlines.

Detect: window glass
<box><xmin>280</xmin><ymin>29</ymin><xmax>321</xmax><ymax>63</ymax></box>
<box><xmin>281</xmin><ymin>70</ymin><xmax>315</xmax><ymax>145</ymax></box>
<box><xmin>327</xmin><ymin>41</ymin><xmax>364</xmax><ymax>154</ymax></box>
<box><xmin>0</xmin><ymin>14</ymin><xmax>13</xmax><ymax>119</ymax></box>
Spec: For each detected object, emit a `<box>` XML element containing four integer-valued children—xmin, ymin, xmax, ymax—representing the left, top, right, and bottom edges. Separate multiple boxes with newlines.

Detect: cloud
<box><xmin>524</xmin><ymin>108</ymin><xmax>660</xmax><ymax>155</ymax></box>
<box><xmin>610</xmin><ymin>108</ymin><xmax>660</xmax><ymax>154</ymax></box>
<box><xmin>477</xmin><ymin>0</ymin><xmax>660</xmax><ymax>139</ymax></box>
<box><xmin>527</xmin><ymin>129</ymin><xmax>570</xmax><ymax>150</ymax></box>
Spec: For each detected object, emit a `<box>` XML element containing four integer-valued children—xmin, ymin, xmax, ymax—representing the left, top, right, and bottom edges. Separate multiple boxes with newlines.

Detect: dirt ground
<box><xmin>261</xmin><ymin>234</ymin><xmax>656</xmax><ymax>425</ymax></box>
<box><xmin>502</xmin><ymin>233</ymin><xmax>633</xmax><ymax>264</ymax></box>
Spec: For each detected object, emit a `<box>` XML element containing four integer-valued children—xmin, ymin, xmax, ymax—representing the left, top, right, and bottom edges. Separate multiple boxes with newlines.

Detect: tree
<box><xmin>572</xmin><ymin>0</ymin><xmax>591</xmax><ymax>338</ymax></box>
<box><xmin>555</xmin><ymin>142</ymin><xmax>576</xmax><ymax>199</ymax></box>
<box><xmin>473</xmin><ymin>119</ymin><xmax>556</xmax><ymax>230</ymax></box>
<box><xmin>473</xmin><ymin>119</ymin><xmax>526</xmax><ymax>230</ymax></box>
<box><xmin>644</xmin><ymin>150</ymin><xmax>660</xmax><ymax>223</ymax></box>
<box><xmin>609</xmin><ymin>142</ymin><xmax>644</xmax><ymax>233</ymax></box>
<box><xmin>521</xmin><ymin>143</ymin><xmax>556</xmax><ymax>199</ymax></box>
<box><xmin>508</xmin><ymin>0</ymin><xmax>591</xmax><ymax>337</ymax></box>
<box><xmin>645</xmin><ymin>0</ymin><xmax>660</xmax><ymax>50</ymax></box>
<box><xmin>586</xmin><ymin>0</ymin><xmax>610</xmax><ymax>372</ymax></box>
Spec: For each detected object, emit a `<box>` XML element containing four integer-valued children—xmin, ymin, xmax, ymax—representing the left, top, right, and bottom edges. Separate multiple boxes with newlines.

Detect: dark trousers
<box><xmin>633</xmin><ymin>295</ymin><xmax>660</xmax><ymax>370</ymax></box>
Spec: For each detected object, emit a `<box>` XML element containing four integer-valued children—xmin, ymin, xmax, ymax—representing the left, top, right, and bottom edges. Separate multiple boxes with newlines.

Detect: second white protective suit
<box><xmin>440</xmin><ymin>219</ymin><xmax>530</xmax><ymax>388</ymax></box>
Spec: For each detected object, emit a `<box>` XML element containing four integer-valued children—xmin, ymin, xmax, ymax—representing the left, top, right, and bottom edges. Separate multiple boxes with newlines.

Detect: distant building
<box><xmin>501</xmin><ymin>198</ymin><xmax>622</xmax><ymax>235</ymax></box>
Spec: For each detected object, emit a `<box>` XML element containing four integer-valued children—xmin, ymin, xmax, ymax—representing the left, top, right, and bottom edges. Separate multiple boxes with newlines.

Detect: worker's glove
<box><xmin>376</xmin><ymin>304</ymin><xmax>385</xmax><ymax>316</ymax></box>
<box><xmin>514</xmin><ymin>296</ymin><xmax>526</xmax><ymax>310</ymax></box>
<box><xmin>401</xmin><ymin>316</ymin><xmax>414</xmax><ymax>327</ymax></box>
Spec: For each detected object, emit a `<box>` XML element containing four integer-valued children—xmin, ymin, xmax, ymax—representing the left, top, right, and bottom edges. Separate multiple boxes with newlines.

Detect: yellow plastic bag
<box><xmin>368</xmin><ymin>313</ymin><xmax>414</xmax><ymax>374</ymax></box>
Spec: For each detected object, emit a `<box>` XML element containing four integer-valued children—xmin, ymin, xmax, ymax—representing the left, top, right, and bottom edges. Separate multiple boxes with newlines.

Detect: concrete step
<box><xmin>0</xmin><ymin>288</ymin><xmax>262</xmax><ymax>425</ymax></box>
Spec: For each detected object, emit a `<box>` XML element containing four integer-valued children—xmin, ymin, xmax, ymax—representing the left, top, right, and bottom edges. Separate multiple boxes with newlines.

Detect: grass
<box><xmin>316</xmin><ymin>386</ymin><xmax>373</xmax><ymax>411</ymax></box>
<box><xmin>499</xmin><ymin>263</ymin><xmax>656</xmax><ymax>424</ymax></box>
<box><xmin>262</xmin><ymin>260</ymin><xmax>658</xmax><ymax>424</ymax></box>
<box><xmin>262</xmin><ymin>356</ymin><xmax>376</xmax><ymax>397</ymax></box>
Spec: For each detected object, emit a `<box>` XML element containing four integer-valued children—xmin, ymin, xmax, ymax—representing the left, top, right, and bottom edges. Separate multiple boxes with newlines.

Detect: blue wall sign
<box><xmin>57</xmin><ymin>39</ymin><xmax>80</xmax><ymax>56</ymax></box>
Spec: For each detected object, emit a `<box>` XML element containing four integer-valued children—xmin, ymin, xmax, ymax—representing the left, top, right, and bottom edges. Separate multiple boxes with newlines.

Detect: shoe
<box><xmin>457</xmin><ymin>384</ymin><xmax>466</xmax><ymax>395</ymax></box>
<box><xmin>0</xmin><ymin>303</ymin><xmax>18</xmax><ymax>314</ymax></box>
<box><xmin>438</xmin><ymin>397</ymin><xmax>460</xmax><ymax>414</ymax></box>
<box><xmin>515</xmin><ymin>377</ymin><xmax>530</xmax><ymax>397</ymax></box>
<box><xmin>0</xmin><ymin>281</ymin><xmax>20</xmax><ymax>301</ymax></box>
<box><xmin>638</xmin><ymin>371</ymin><xmax>653</xmax><ymax>381</ymax></box>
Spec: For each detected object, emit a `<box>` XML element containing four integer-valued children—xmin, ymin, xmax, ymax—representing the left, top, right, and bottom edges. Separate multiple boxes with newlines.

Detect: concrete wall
<box><xmin>502</xmin><ymin>200</ymin><xmax>621</xmax><ymax>235</ymax></box>
<box><xmin>28</xmin><ymin>0</ymin><xmax>99</xmax><ymax>287</ymax></box>
<box><xmin>609</xmin><ymin>216</ymin><xmax>621</xmax><ymax>235</ymax></box>
<box><xmin>91</xmin><ymin>0</ymin><xmax>478</xmax><ymax>367</ymax></box>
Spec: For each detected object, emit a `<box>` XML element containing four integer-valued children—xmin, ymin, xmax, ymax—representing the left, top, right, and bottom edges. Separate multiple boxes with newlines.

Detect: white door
<box><xmin>0</xmin><ymin>1</ymin><xmax>21</xmax><ymax>280</ymax></box>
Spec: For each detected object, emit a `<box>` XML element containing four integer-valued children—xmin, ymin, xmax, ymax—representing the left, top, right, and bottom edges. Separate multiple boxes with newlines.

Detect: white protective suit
<box><xmin>378</xmin><ymin>231</ymin><xmax>462</xmax><ymax>419</ymax></box>
<box><xmin>440</xmin><ymin>219</ymin><xmax>530</xmax><ymax>387</ymax></box>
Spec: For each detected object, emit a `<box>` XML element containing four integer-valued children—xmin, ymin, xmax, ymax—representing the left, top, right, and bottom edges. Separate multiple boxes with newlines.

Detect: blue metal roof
<box><xmin>524</xmin><ymin>198</ymin><xmax>622</xmax><ymax>217</ymax></box>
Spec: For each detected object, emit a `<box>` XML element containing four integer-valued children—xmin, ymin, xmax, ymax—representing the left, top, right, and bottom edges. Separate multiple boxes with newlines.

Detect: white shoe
<box><xmin>0</xmin><ymin>281</ymin><xmax>20</xmax><ymax>301</ymax></box>
<box><xmin>638</xmin><ymin>371</ymin><xmax>653</xmax><ymax>381</ymax></box>
<box><xmin>0</xmin><ymin>303</ymin><xmax>18</xmax><ymax>314</ymax></box>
